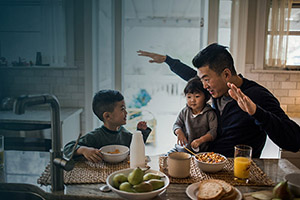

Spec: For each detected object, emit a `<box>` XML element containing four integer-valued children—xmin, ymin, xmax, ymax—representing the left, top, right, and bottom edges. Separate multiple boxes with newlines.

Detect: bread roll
<box><xmin>197</xmin><ymin>180</ymin><xmax>225</xmax><ymax>200</ymax></box>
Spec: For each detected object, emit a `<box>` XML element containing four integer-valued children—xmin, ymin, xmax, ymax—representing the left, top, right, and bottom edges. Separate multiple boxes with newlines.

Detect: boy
<box><xmin>172</xmin><ymin>77</ymin><xmax>218</xmax><ymax>153</ymax></box>
<box><xmin>63</xmin><ymin>90</ymin><xmax>151</xmax><ymax>163</ymax></box>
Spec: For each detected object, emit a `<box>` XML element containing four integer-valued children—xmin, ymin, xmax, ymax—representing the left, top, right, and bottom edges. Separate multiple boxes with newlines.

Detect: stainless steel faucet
<box><xmin>14</xmin><ymin>94</ymin><xmax>75</xmax><ymax>192</ymax></box>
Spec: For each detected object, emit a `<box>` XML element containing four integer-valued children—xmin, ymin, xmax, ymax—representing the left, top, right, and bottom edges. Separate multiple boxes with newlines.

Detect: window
<box><xmin>286</xmin><ymin>4</ymin><xmax>300</xmax><ymax>67</ymax></box>
<box><xmin>92</xmin><ymin>0</ymin><xmax>233</xmax><ymax>155</ymax></box>
<box><xmin>265</xmin><ymin>0</ymin><xmax>300</xmax><ymax>70</ymax></box>
<box><xmin>218</xmin><ymin>0</ymin><xmax>232</xmax><ymax>47</ymax></box>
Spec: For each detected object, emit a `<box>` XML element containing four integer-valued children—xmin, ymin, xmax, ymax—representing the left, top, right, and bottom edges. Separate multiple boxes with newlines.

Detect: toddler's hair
<box><xmin>92</xmin><ymin>90</ymin><xmax>124</xmax><ymax>121</ymax></box>
<box><xmin>184</xmin><ymin>77</ymin><xmax>210</xmax><ymax>102</ymax></box>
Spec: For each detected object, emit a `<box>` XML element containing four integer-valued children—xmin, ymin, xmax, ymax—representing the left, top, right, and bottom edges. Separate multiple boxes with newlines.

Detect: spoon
<box><xmin>99</xmin><ymin>184</ymin><xmax>111</xmax><ymax>192</ymax></box>
<box><xmin>183</xmin><ymin>146</ymin><xmax>201</xmax><ymax>160</ymax></box>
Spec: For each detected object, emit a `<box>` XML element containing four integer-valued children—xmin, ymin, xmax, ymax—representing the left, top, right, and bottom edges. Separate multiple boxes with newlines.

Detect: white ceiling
<box><xmin>123</xmin><ymin>0</ymin><xmax>231</xmax><ymax>28</ymax></box>
<box><xmin>124</xmin><ymin>0</ymin><xmax>201</xmax><ymax>20</ymax></box>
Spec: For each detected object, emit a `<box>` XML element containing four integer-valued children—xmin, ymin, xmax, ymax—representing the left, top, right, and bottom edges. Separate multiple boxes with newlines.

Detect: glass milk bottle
<box><xmin>130</xmin><ymin>131</ymin><xmax>145</xmax><ymax>168</ymax></box>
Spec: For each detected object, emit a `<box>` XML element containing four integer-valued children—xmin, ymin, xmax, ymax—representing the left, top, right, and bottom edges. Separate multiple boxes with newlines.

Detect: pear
<box><xmin>119</xmin><ymin>182</ymin><xmax>135</xmax><ymax>193</ymax></box>
<box><xmin>112</xmin><ymin>173</ymin><xmax>128</xmax><ymax>189</ymax></box>
<box><xmin>143</xmin><ymin>173</ymin><xmax>165</xmax><ymax>181</ymax></box>
<box><xmin>128</xmin><ymin>167</ymin><xmax>144</xmax><ymax>185</ymax></box>
<box><xmin>133</xmin><ymin>182</ymin><xmax>153</xmax><ymax>193</ymax></box>
<box><xmin>145</xmin><ymin>179</ymin><xmax>165</xmax><ymax>190</ymax></box>
<box><xmin>273</xmin><ymin>180</ymin><xmax>293</xmax><ymax>200</ymax></box>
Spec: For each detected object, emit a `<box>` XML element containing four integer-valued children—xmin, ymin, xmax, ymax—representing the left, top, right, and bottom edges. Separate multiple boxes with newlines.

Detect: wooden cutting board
<box><xmin>243</xmin><ymin>190</ymin><xmax>273</xmax><ymax>200</ymax></box>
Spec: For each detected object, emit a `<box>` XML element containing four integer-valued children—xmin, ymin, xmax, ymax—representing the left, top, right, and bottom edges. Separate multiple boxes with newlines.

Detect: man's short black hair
<box><xmin>184</xmin><ymin>76</ymin><xmax>211</xmax><ymax>102</ymax></box>
<box><xmin>192</xmin><ymin>43</ymin><xmax>237</xmax><ymax>75</ymax></box>
<box><xmin>92</xmin><ymin>90</ymin><xmax>124</xmax><ymax>121</ymax></box>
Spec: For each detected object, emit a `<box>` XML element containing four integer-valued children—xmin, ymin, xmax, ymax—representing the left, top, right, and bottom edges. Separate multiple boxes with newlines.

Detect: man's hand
<box><xmin>137</xmin><ymin>50</ymin><xmax>166</xmax><ymax>63</ymax></box>
<box><xmin>175</xmin><ymin>129</ymin><xmax>188</xmax><ymax>146</ymax></box>
<box><xmin>137</xmin><ymin>121</ymin><xmax>147</xmax><ymax>130</ymax></box>
<box><xmin>227</xmin><ymin>82</ymin><xmax>257</xmax><ymax>115</ymax></box>
<box><xmin>77</xmin><ymin>146</ymin><xmax>102</xmax><ymax>163</ymax></box>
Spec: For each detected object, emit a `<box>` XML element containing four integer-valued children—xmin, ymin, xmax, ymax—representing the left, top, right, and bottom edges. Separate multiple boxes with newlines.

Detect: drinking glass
<box><xmin>234</xmin><ymin>144</ymin><xmax>252</xmax><ymax>183</ymax></box>
<box><xmin>0</xmin><ymin>135</ymin><xmax>4</xmax><ymax>169</ymax></box>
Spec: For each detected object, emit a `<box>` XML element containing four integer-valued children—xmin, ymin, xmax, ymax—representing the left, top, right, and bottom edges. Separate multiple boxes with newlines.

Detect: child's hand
<box><xmin>137</xmin><ymin>121</ymin><xmax>147</xmax><ymax>130</ymax></box>
<box><xmin>175</xmin><ymin>130</ymin><xmax>188</xmax><ymax>146</ymax></box>
<box><xmin>78</xmin><ymin>146</ymin><xmax>103</xmax><ymax>163</ymax></box>
<box><xmin>191</xmin><ymin>139</ymin><xmax>201</xmax><ymax>149</ymax></box>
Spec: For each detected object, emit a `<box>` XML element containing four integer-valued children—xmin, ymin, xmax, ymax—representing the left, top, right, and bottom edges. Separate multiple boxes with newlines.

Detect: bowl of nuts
<box><xmin>194</xmin><ymin>152</ymin><xmax>227</xmax><ymax>173</ymax></box>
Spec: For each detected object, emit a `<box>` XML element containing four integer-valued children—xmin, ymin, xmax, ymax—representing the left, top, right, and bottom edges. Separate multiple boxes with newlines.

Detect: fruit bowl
<box><xmin>106</xmin><ymin>168</ymin><xmax>170</xmax><ymax>200</ymax></box>
<box><xmin>194</xmin><ymin>152</ymin><xmax>227</xmax><ymax>173</ymax></box>
<box><xmin>284</xmin><ymin>173</ymin><xmax>300</xmax><ymax>197</ymax></box>
<box><xmin>100</xmin><ymin>145</ymin><xmax>129</xmax><ymax>163</ymax></box>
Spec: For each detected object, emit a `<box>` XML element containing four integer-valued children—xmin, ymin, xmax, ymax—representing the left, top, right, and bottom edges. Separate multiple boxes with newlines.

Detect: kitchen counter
<box><xmin>0</xmin><ymin>108</ymin><xmax>82</xmax><ymax>125</ymax></box>
<box><xmin>0</xmin><ymin>108</ymin><xmax>83</xmax><ymax>149</ymax></box>
<box><xmin>1</xmin><ymin>150</ymin><xmax>300</xmax><ymax>200</ymax></box>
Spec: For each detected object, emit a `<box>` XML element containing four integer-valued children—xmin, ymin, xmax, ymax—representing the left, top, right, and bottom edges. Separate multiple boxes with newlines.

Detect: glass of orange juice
<box><xmin>234</xmin><ymin>144</ymin><xmax>252</xmax><ymax>183</ymax></box>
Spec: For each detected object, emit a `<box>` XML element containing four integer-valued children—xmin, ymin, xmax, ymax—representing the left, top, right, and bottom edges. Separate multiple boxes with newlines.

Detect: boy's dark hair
<box><xmin>192</xmin><ymin>43</ymin><xmax>237</xmax><ymax>75</ymax></box>
<box><xmin>184</xmin><ymin>76</ymin><xmax>211</xmax><ymax>102</ymax></box>
<box><xmin>92</xmin><ymin>90</ymin><xmax>124</xmax><ymax>121</ymax></box>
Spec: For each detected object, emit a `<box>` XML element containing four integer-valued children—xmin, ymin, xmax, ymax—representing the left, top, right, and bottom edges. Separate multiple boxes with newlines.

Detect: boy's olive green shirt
<box><xmin>63</xmin><ymin>125</ymin><xmax>151</xmax><ymax>159</ymax></box>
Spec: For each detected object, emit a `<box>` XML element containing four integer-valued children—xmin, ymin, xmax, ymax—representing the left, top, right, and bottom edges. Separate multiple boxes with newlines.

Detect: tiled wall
<box><xmin>0</xmin><ymin>62</ymin><xmax>86</xmax><ymax>133</ymax></box>
<box><xmin>245</xmin><ymin>64</ymin><xmax>300</xmax><ymax>117</ymax></box>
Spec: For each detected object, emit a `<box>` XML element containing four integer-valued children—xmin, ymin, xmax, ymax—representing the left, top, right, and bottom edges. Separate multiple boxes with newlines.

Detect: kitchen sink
<box><xmin>0</xmin><ymin>190</ymin><xmax>47</xmax><ymax>200</ymax></box>
<box><xmin>0</xmin><ymin>183</ymin><xmax>49</xmax><ymax>200</ymax></box>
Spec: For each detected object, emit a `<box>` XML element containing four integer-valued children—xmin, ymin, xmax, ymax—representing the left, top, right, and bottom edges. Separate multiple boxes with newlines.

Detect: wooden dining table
<box><xmin>1</xmin><ymin>151</ymin><xmax>300</xmax><ymax>200</ymax></box>
<box><xmin>62</xmin><ymin>155</ymin><xmax>300</xmax><ymax>200</ymax></box>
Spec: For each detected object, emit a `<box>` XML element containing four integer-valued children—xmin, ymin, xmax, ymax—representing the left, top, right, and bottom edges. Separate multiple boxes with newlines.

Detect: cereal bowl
<box><xmin>194</xmin><ymin>152</ymin><xmax>227</xmax><ymax>173</ymax></box>
<box><xmin>100</xmin><ymin>145</ymin><xmax>129</xmax><ymax>163</ymax></box>
<box><xmin>106</xmin><ymin>168</ymin><xmax>170</xmax><ymax>200</ymax></box>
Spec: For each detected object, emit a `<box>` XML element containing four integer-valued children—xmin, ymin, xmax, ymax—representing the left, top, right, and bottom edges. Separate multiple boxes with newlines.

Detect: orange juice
<box><xmin>234</xmin><ymin>157</ymin><xmax>251</xmax><ymax>179</ymax></box>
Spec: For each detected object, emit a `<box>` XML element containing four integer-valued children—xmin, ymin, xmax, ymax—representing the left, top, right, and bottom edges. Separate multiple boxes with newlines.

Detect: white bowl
<box><xmin>194</xmin><ymin>152</ymin><xmax>227</xmax><ymax>173</ymax></box>
<box><xmin>284</xmin><ymin>173</ymin><xmax>300</xmax><ymax>197</ymax></box>
<box><xmin>100</xmin><ymin>145</ymin><xmax>129</xmax><ymax>163</ymax></box>
<box><xmin>106</xmin><ymin>168</ymin><xmax>170</xmax><ymax>200</ymax></box>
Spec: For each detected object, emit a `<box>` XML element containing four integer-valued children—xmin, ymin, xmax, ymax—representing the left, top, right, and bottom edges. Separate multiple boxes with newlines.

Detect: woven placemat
<box><xmin>159</xmin><ymin>156</ymin><xmax>274</xmax><ymax>186</ymax></box>
<box><xmin>38</xmin><ymin>158</ymin><xmax>130</xmax><ymax>185</ymax></box>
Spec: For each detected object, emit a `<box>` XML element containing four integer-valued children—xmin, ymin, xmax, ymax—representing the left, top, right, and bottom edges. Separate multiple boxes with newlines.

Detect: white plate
<box><xmin>185</xmin><ymin>182</ymin><xmax>242</xmax><ymax>200</ymax></box>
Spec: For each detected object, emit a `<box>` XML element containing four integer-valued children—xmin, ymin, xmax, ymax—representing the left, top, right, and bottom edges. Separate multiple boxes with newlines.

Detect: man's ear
<box><xmin>223</xmin><ymin>68</ymin><xmax>232</xmax><ymax>81</ymax></box>
<box><xmin>103</xmin><ymin>112</ymin><xmax>110</xmax><ymax>121</ymax></box>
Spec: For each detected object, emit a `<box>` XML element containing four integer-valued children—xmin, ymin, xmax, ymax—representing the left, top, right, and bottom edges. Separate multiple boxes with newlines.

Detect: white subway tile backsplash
<box><xmin>245</xmin><ymin>73</ymin><xmax>259</xmax><ymax>81</ymax></box>
<box><xmin>287</xmin><ymin>105</ymin><xmax>300</xmax><ymax>112</ymax></box>
<box><xmin>289</xmin><ymin>90</ymin><xmax>300</xmax><ymax>97</ymax></box>
<box><xmin>290</xmin><ymin>74</ymin><xmax>300</xmax><ymax>81</ymax></box>
<box><xmin>273</xmin><ymin>89</ymin><xmax>289</xmax><ymax>97</ymax></box>
<box><xmin>274</xmin><ymin>74</ymin><xmax>290</xmax><ymax>82</ymax></box>
<box><xmin>49</xmin><ymin>70</ymin><xmax>63</xmax><ymax>77</ymax></box>
<box><xmin>63</xmin><ymin>70</ymin><xmax>78</xmax><ymax>77</ymax></box>
<box><xmin>71</xmin><ymin>93</ymin><xmax>84</xmax><ymax>100</ymax></box>
<box><xmin>65</xmin><ymin>85</ymin><xmax>78</xmax><ymax>93</ymax></box>
<box><xmin>259</xmin><ymin>74</ymin><xmax>274</xmax><ymax>81</ymax></box>
<box><xmin>281</xmin><ymin>82</ymin><xmax>297</xmax><ymax>89</ymax></box>
<box><xmin>280</xmin><ymin>97</ymin><xmax>295</xmax><ymax>104</ymax></box>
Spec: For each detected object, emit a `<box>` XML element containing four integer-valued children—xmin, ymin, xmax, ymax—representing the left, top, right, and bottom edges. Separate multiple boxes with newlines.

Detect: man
<box><xmin>137</xmin><ymin>43</ymin><xmax>300</xmax><ymax>158</ymax></box>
